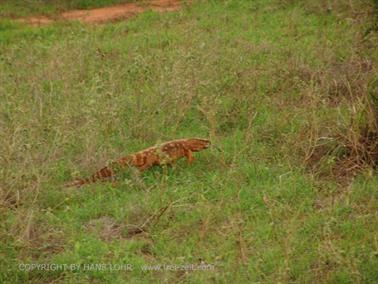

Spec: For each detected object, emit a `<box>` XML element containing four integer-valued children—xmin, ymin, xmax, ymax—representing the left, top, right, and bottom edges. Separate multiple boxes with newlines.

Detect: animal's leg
<box><xmin>185</xmin><ymin>149</ymin><xmax>193</xmax><ymax>164</ymax></box>
<box><xmin>138</xmin><ymin>162</ymin><xmax>151</xmax><ymax>172</ymax></box>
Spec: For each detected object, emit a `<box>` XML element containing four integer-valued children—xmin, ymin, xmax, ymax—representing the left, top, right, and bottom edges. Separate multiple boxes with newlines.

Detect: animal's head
<box><xmin>186</xmin><ymin>138</ymin><xmax>211</xmax><ymax>151</ymax></box>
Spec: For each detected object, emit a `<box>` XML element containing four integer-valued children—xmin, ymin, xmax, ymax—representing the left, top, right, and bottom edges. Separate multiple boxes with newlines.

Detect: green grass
<box><xmin>0</xmin><ymin>0</ymin><xmax>377</xmax><ymax>283</ymax></box>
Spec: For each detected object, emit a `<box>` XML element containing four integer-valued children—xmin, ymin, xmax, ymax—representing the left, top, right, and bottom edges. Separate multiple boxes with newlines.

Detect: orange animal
<box><xmin>65</xmin><ymin>138</ymin><xmax>210</xmax><ymax>188</ymax></box>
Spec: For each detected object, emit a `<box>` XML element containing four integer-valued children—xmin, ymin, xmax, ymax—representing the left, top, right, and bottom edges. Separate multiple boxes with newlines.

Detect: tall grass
<box><xmin>0</xmin><ymin>0</ymin><xmax>377</xmax><ymax>283</ymax></box>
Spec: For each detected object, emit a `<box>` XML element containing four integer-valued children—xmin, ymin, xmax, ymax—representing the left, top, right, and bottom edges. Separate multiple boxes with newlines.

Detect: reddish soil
<box><xmin>19</xmin><ymin>0</ymin><xmax>181</xmax><ymax>26</ymax></box>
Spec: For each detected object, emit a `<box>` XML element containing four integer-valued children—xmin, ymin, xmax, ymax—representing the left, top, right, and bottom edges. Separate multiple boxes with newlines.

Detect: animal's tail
<box><xmin>64</xmin><ymin>165</ymin><xmax>115</xmax><ymax>188</ymax></box>
<box><xmin>64</xmin><ymin>178</ymin><xmax>91</xmax><ymax>188</ymax></box>
<box><xmin>64</xmin><ymin>158</ymin><xmax>129</xmax><ymax>188</ymax></box>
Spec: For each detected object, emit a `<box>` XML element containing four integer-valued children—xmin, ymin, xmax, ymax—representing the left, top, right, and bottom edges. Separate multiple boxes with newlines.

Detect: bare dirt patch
<box><xmin>19</xmin><ymin>0</ymin><xmax>182</xmax><ymax>26</ymax></box>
